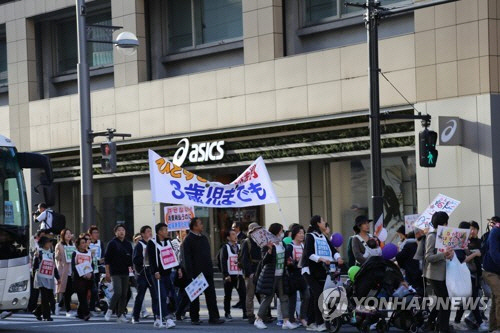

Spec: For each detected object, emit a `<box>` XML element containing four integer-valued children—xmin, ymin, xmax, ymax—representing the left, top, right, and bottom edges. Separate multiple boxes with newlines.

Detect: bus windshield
<box><xmin>0</xmin><ymin>147</ymin><xmax>29</xmax><ymax>259</ymax></box>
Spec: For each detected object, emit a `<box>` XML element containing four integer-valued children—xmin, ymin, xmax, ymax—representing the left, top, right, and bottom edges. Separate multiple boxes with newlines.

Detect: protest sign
<box><xmin>250</xmin><ymin>227</ymin><xmax>280</xmax><ymax>248</ymax></box>
<box><xmin>149</xmin><ymin>150</ymin><xmax>278</xmax><ymax>208</ymax></box>
<box><xmin>38</xmin><ymin>252</ymin><xmax>55</xmax><ymax>279</ymax></box>
<box><xmin>404</xmin><ymin>214</ymin><xmax>419</xmax><ymax>234</ymax></box>
<box><xmin>159</xmin><ymin>243</ymin><xmax>179</xmax><ymax>270</ymax></box>
<box><xmin>414</xmin><ymin>194</ymin><xmax>460</xmax><ymax>231</ymax></box>
<box><xmin>164</xmin><ymin>205</ymin><xmax>194</xmax><ymax>231</ymax></box>
<box><xmin>435</xmin><ymin>226</ymin><xmax>470</xmax><ymax>250</ymax></box>
<box><xmin>75</xmin><ymin>261</ymin><xmax>93</xmax><ymax>277</ymax></box>
<box><xmin>186</xmin><ymin>273</ymin><xmax>209</xmax><ymax>302</ymax></box>
<box><xmin>64</xmin><ymin>245</ymin><xmax>76</xmax><ymax>263</ymax></box>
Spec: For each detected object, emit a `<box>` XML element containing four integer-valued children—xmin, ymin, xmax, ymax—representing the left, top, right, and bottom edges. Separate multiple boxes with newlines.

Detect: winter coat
<box><xmin>256</xmin><ymin>244</ymin><xmax>288</xmax><ymax>296</ymax></box>
<box><xmin>55</xmin><ymin>242</ymin><xmax>72</xmax><ymax>293</ymax></box>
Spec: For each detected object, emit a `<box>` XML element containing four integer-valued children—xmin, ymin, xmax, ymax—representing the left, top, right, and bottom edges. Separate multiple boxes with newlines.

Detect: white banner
<box><xmin>149</xmin><ymin>150</ymin><xmax>278</xmax><ymax>207</ymax></box>
<box><xmin>414</xmin><ymin>194</ymin><xmax>460</xmax><ymax>231</ymax></box>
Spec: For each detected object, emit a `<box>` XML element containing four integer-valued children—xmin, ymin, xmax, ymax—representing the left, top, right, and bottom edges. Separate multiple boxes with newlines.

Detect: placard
<box><xmin>186</xmin><ymin>273</ymin><xmax>209</xmax><ymax>302</ymax></box>
<box><xmin>38</xmin><ymin>252</ymin><xmax>55</xmax><ymax>279</ymax></box>
<box><xmin>64</xmin><ymin>245</ymin><xmax>76</xmax><ymax>263</ymax></box>
<box><xmin>250</xmin><ymin>227</ymin><xmax>279</xmax><ymax>248</ymax></box>
<box><xmin>435</xmin><ymin>226</ymin><xmax>470</xmax><ymax>250</ymax></box>
<box><xmin>404</xmin><ymin>214</ymin><xmax>419</xmax><ymax>234</ymax></box>
<box><xmin>75</xmin><ymin>261</ymin><xmax>93</xmax><ymax>277</ymax></box>
<box><xmin>159</xmin><ymin>244</ymin><xmax>179</xmax><ymax>270</ymax></box>
<box><xmin>414</xmin><ymin>194</ymin><xmax>460</xmax><ymax>231</ymax></box>
<box><xmin>164</xmin><ymin>205</ymin><xmax>194</xmax><ymax>231</ymax></box>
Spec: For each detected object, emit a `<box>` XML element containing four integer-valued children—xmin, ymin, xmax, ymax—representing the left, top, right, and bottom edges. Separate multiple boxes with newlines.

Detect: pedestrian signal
<box><xmin>100</xmin><ymin>142</ymin><xmax>117</xmax><ymax>173</ymax></box>
<box><xmin>419</xmin><ymin>129</ymin><xmax>438</xmax><ymax>167</ymax></box>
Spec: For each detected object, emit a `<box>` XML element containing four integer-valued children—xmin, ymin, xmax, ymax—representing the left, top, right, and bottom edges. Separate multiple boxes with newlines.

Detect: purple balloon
<box><xmin>382</xmin><ymin>243</ymin><xmax>398</xmax><ymax>260</ymax></box>
<box><xmin>330</xmin><ymin>233</ymin><xmax>343</xmax><ymax>247</ymax></box>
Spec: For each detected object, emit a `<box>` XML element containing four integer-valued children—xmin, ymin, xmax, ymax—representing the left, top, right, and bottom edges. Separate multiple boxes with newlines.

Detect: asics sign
<box><xmin>173</xmin><ymin>138</ymin><xmax>225</xmax><ymax>166</ymax></box>
<box><xmin>438</xmin><ymin>116</ymin><xmax>462</xmax><ymax>146</ymax></box>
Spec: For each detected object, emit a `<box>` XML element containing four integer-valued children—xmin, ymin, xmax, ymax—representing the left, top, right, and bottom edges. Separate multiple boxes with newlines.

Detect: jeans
<box><xmin>257</xmin><ymin>276</ymin><xmax>289</xmax><ymax>320</ymax></box>
<box><xmin>224</xmin><ymin>275</ymin><xmax>246</xmax><ymax>316</ymax></box>
<box><xmin>189</xmin><ymin>274</ymin><xmax>220</xmax><ymax>322</ymax></box>
<box><xmin>109</xmin><ymin>274</ymin><xmax>129</xmax><ymax>317</ymax></box>
<box><xmin>153</xmin><ymin>274</ymin><xmax>174</xmax><ymax>319</ymax></box>
<box><xmin>289</xmin><ymin>287</ymin><xmax>310</xmax><ymax>322</ymax></box>
<box><xmin>133</xmin><ymin>274</ymin><xmax>159</xmax><ymax>320</ymax></box>
<box><xmin>483</xmin><ymin>271</ymin><xmax>500</xmax><ymax>331</ymax></box>
<box><xmin>429</xmin><ymin>279</ymin><xmax>451</xmax><ymax>333</ymax></box>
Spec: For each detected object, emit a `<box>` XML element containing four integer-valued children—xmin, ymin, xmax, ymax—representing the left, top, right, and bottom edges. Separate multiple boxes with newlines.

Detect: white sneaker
<box><xmin>141</xmin><ymin>310</ymin><xmax>151</xmax><ymax>319</ymax></box>
<box><xmin>117</xmin><ymin>315</ymin><xmax>129</xmax><ymax>323</ymax></box>
<box><xmin>55</xmin><ymin>305</ymin><xmax>60</xmax><ymax>316</ymax></box>
<box><xmin>478</xmin><ymin>322</ymin><xmax>489</xmax><ymax>331</ymax></box>
<box><xmin>65</xmin><ymin>311</ymin><xmax>76</xmax><ymax>318</ymax></box>
<box><xmin>306</xmin><ymin>324</ymin><xmax>318</xmax><ymax>331</ymax></box>
<box><xmin>254</xmin><ymin>319</ymin><xmax>267</xmax><ymax>329</ymax></box>
<box><xmin>282</xmin><ymin>321</ymin><xmax>299</xmax><ymax>329</ymax></box>
<box><xmin>104</xmin><ymin>310</ymin><xmax>112</xmax><ymax>321</ymax></box>
<box><xmin>316</xmin><ymin>324</ymin><xmax>327</xmax><ymax>332</ymax></box>
<box><xmin>131</xmin><ymin>318</ymin><xmax>139</xmax><ymax>324</ymax></box>
<box><xmin>154</xmin><ymin>319</ymin><xmax>165</xmax><ymax>328</ymax></box>
<box><xmin>166</xmin><ymin>318</ymin><xmax>176</xmax><ymax>328</ymax></box>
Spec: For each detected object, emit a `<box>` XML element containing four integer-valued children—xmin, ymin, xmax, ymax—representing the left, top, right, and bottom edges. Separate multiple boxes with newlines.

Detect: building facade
<box><xmin>0</xmin><ymin>0</ymin><xmax>497</xmax><ymax>257</ymax></box>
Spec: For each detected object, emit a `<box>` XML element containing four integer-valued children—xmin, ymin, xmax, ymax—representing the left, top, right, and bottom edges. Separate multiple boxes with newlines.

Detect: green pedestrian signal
<box><xmin>419</xmin><ymin>129</ymin><xmax>438</xmax><ymax>167</ymax></box>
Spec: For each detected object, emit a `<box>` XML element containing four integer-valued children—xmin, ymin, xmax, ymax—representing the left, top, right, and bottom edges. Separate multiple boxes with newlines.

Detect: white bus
<box><xmin>0</xmin><ymin>134</ymin><xmax>53</xmax><ymax>312</ymax></box>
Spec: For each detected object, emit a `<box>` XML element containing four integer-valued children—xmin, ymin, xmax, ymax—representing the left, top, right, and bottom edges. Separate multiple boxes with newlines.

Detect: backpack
<box><xmin>48</xmin><ymin>211</ymin><xmax>66</xmax><ymax>235</ymax></box>
<box><xmin>237</xmin><ymin>238</ymin><xmax>251</xmax><ymax>270</ymax></box>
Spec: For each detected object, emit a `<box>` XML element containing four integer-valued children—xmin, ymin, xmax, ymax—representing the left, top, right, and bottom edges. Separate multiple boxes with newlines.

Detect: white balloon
<box><xmin>377</xmin><ymin>228</ymin><xmax>388</xmax><ymax>242</ymax></box>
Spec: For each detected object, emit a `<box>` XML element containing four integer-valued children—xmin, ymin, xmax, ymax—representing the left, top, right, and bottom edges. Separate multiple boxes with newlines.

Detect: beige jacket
<box><xmin>424</xmin><ymin>232</ymin><xmax>447</xmax><ymax>281</ymax></box>
<box><xmin>55</xmin><ymin>242</ymin><xmax>72</xmax><ymax>293</ymax></box>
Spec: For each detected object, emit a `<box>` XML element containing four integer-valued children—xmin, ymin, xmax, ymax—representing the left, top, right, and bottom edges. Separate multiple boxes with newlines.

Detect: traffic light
<box><xmin>419</xmin><ymin>129</ymin><xmax>438</xmax><ymax>167</ymax></box>
<box><xmin>100</xmin><ymin>141</ymin><xmax>117</xmax><ymax>173</ymax></box>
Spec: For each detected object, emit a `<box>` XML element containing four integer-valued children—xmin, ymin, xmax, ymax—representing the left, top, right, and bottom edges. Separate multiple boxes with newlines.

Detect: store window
<box><xmin>0</xmin><ymin>29</ymin><xmax>6</xmax><ymax>89</ymax></box>
<box><xmin>56</xmin><ymin>12</ymin><xmax>113</xmax><ymax>74</ymax></box>
<box><xmin>167</xmin><ymin>0</ymin><xmax>243</xmax><ymax>52</ymax></box>
<box><xmin>303</xmin><ymin>0</ymin><xmax>406</xmax><ymax>26</ymax></box>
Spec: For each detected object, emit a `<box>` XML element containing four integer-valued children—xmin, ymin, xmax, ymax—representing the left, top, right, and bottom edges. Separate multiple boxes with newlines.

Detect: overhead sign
<box><xmin>439</xmin><ymin>117</ymin><xmax>462</xmax><ymax>146</ymax></box>
<box><xmin>149</xmin><ymin>150</ymin><xmax>278</xmax><ymax>208</ymax></box>
<box><xmin>173</xmin><ymin>138</ymin><xmax>224</xmax><ymax>166</ymax></box>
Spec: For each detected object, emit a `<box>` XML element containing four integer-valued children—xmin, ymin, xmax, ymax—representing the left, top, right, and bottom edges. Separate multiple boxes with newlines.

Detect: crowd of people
<box><xmin>29</xmin><ymin>207</ymin><xmax>500</xmax><ymax>333</ymax></box>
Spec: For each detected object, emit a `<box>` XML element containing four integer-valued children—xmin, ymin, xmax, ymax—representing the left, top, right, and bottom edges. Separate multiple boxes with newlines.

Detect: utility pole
<box><xmin>345</xmin><ymin>0</ymin><xmax>458</xmax><ymax>226</ymax></box>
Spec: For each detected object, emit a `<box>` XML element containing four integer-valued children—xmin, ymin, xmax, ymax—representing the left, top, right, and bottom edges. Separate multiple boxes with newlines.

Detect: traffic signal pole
<box><xmin>345</xmin><ymin>0</ymin><xmax>457</xmax><ymax>225</ymax></box>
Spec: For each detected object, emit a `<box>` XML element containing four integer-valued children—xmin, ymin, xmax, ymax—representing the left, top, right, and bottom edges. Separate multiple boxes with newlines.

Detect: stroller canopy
<box><xmin>353</xmin><ymin>256</ymin><xmax>404</xmax><ymax>298</ymax></box>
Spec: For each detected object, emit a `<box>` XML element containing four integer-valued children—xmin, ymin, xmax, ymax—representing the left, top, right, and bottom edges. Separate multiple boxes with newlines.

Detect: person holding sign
<box><xmin>424</xmin><ymin>212</ymin><xmax>454</xmax><ymax>333</ymax></box>
<box><xmin>71</xmin><ymin>236</ymin><xmax>95</xmax><ymax>321</ymax></box>
<box><xmin>254</xmin><ymin>223</ymin><xmax>299</xmax><ymax>330</ymax></box>
<box><xmin>33</xmin><ymin>236</ymin><xmax>60</xmax><ymax>321</ymax></box>
<box><xmin>302</xmin><ymin>215</ymin><xmax>343</xmax><ymax>332</ymax></box>
<box><xmin>220</xmin><ymin>229</ymin><xmax>246</xmax><ymax>321</ymax></box>
<box><xmin>104</xmin><ymin>224</ymin><xmax>133</xmax><ymax>323</ymax></box>
<box><xmin>147</xmin><ymin>223</ymin><xmax>177</xmax><ymax>329</ymax></box>
<box><xmin>88</xmin><ymin>225</ymin><xmax>105</xmax><ymax>315</ymax></box>
<box><xmin>55</xmin><ymin>228</ymin><xmax>76</xmax><ymax>317</ymax></box>
<box><xmin>181</xmin><ymin>217</ymin><xmax>224</xmax><ymax>325</ymax></box>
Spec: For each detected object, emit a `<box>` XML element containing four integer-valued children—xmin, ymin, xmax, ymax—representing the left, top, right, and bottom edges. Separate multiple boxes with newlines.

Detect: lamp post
<box><xmin>76</xmin><ymin>0</ymin><xmax>138</xmax><ymax>232</ymax></box>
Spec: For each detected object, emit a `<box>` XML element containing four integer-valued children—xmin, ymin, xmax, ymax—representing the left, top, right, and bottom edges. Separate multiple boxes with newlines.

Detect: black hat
<box><xmin>38</xmin><ymin>236</ymin><xmax>51</xmax><ymax>248</ymax></box>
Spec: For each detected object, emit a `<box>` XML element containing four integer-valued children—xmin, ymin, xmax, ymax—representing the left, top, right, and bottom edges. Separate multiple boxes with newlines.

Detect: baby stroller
<box><xmin>97</xmin><ymin>273</ymin><xmax>113</xmax><ymax>313</ymax></box>
<box><xmin>351</xmin><ymin>256</ymin><xmax>427</xmax><ymax>333</ymax></box>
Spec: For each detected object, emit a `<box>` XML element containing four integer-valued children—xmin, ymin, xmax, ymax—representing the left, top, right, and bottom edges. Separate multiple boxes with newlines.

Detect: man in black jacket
<box><xmin>147</xmin><ymin>223</ymin><xmax>177</xmax><ymax>329</ymax></box>
<box><xmin>241</xmin><ymin>222</ymin><xmax>262</xmax><ymax>324</ymax></box>
<box><xmin>181</xmin><ymin>217</ymin><xmax>224</xmax><ymax>325</ymax></box>
<box><xmin>132</xmin><ymin>225</ymin><xmax>160</xmax><ymax>326</ymax></box>
<box><xmin>104</xmin><ymin>224</ymin><xmax>133</xmax><ymax>323</ymax></box>
<box><xmin>221</xmin><ymin>229</ymin><xmax>246</xmax><ymax>321</ymax></box>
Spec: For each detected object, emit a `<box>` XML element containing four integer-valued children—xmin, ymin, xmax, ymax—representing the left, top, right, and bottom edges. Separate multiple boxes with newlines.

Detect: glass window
<box><xmin>168</xmin><ymin>0</ymin><xmax>243</xmax><ymax>52</ymax></box>
<box><xmin>56</xmin><ymin>12</ymin><xmax>113</xmax><ymax>73</ymax></box>
<box><xmin>304</xmin><ymin>0</ymin><xmax>406</xmax><ymax>26</ymax></box>
<box><xmin>0</xmin><ymin>35</ymin><xmax>6</xmax><ymax>88</ymax></box>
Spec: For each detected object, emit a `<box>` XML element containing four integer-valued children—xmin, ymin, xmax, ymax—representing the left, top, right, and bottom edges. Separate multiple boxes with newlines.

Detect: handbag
<box><xmin>446</xmin><ymin>254</ymin><xmax>472</xmax><ymax>298</ymax></box>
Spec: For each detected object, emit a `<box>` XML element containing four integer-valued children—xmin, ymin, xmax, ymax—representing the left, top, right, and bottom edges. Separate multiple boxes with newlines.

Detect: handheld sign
<box><xmin>435</xmin><ymin>226</ymin><xmax>470</xmax><ymax>251</ymax></box>
<box><xmin>186</xmin><ymin>273</ymin><xmax>209</xmax><ymax>302</ymax></box>
<box><xmin>414</xmin><ymin>194</ymin><xmax>460</xmax><ymax>231</ymax></box>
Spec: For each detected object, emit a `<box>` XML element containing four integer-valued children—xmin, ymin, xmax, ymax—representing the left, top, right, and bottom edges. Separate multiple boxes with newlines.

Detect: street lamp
<box><xmin>76</xmin><ymin>0</ymin><xmax>138</xmax><ymax>232</ymax></box>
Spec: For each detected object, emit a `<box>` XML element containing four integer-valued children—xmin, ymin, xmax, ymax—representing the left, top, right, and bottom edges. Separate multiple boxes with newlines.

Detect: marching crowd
<box><xmin>29</xmin><ymin>204</ymin><xmax>500</xmax><ymax>333</ymax></box>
